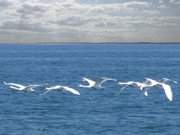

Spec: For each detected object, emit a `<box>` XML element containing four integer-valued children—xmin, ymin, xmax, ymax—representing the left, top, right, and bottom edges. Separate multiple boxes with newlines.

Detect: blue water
<box><xmin>0</xmin><ymin>43</ymin><xmax>180</xmax><ymax>135</ymax></box>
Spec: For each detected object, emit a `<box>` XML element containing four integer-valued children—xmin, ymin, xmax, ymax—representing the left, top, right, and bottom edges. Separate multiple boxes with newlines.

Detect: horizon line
<box><xmin>0</xmin><ymin>41</ymin><xmax>180</xmax><ymax>45</ymax></box>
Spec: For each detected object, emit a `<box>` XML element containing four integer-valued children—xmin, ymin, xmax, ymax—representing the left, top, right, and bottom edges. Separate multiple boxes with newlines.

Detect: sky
<box><xmin>0</xmin><ymin>0</ymin><xmax>180</xmax><ymax>43</ymax></box>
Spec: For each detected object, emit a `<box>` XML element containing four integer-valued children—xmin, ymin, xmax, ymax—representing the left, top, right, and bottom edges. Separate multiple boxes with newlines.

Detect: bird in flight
<box><xmin>3</xmin><ymin>81</ymin><xmax>40</xmax><ymax>92</ymax></box>
<box><xmin>79</xmin><ymin>77</ymin><xmax>117</xmax><ymax>89</ymax></box>
<box><xmin>143</xmin><ymin>78</ymin><xmax>173</xmax><ymax>101</ymax></box>
<box><xmin>42</xmin><ymin>85</ymin><xmax>80</xmax><ymax>96</ymax></box>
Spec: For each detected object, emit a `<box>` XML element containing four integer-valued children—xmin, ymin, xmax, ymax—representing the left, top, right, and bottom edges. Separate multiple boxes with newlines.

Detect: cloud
<box><xmin>169</xmin><ymin>0</ymin><xmax>180</xmax><ymax>4</ymax></box>
<box><xmin>17</xmin><ymin>3</ymin><xmax>47</xmax><ymax>14</ymax></box>
<box><xmin>0</xmin><ymin>0</ymin><xmax>11</xmax><ymax>7</ymax></box>
<box><xmin>123</xmin><ymin>1</ymin><xmax>151</xmax><ymax>8</ymax></box>
<box><xmin>0</xmin><ymin>21</ymin><xmax>49</xmax><ymax>32</ymax></box>
<box><xmin>0</xmin><ymin>0</ymin><xmax>179</xmax><ymax>42</ymax></box>
<box><xmin>53</xmin><ymin>16</ymin><xmax>93</xmax><ymax>27</ymax></box>
<box><xmin>158</xmin><ymin>0</ymin><xmax>168</xmax><ymax>8</ymax></box>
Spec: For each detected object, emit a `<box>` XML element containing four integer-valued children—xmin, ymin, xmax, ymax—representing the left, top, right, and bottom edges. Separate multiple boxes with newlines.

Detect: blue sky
<box><xmin>0</xmin><ymin>0</ymin><xmax>180</xmax><ymax>43</ymax></box>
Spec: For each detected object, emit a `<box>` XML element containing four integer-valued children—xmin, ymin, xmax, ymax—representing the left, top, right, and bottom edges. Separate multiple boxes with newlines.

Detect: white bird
<box><xmin>143</xmin><ymin>78</ymin><xmax>173</xmax><ymax>101</ymax></box>
<box><xmin>118</xmin><ymin>81</ymin><xmax>137</xmax><ymax>89</ymax></box>
<box><xmin>42</xmin><ymin>85</ymin><xmax>80</xmax><ymax>95</ymax></box>
<box><xmin>3</xmin><ymin>81</ymin><xmax>39</xmax><ymax>92</ymax></box>
<box><xmin>118</xmin><ymin>81</ymin><xmax>149</xmax><ymax>93</ymax></box>
<box><xmin>79</xmin><ymin>77</ymin><xmax>117</xmax><ymax>89</ymax></box>
<box><xmin>118</xmin><ymin>78</ymin><xmax>174</xmax><ymax>101</ymax></box>
<box><xmin>142</xmin><ymin>78</ymin><xmax>160</xmax><ymax>95</ymax></box>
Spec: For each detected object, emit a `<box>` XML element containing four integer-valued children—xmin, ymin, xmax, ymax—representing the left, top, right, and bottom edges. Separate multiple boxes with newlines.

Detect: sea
<box><xmin>0</xmin><ymin>43</ymin><xmax>180</xmax><ymax>135</ymax></box>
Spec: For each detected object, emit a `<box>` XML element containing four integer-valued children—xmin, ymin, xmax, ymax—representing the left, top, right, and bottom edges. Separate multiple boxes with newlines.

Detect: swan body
<box><xmin>79</xmin><ymin>77</ymin><xmax>117</xmax><ymax>89</ymax></box>
<box><xmin>3</xmin><ymin>81</ymin><xmax>39</xmax><ymax>92</ymax></box>
<box><xmin>118</xmin><ymin>78</ymin><xmax>174</xmax><ymax>101</ymax></box>
<box><xmin>43</xmin><ymin>85</ymin><xmax>80</xmax><ymax>95</ymax></box>
<box><xmin>118</xmin><ymin>81</ymin><xmax>149</xmax><ymax>91</ymax></box>
<box><xmin>144</xmin><ymin>78</ymin><xmax>173</xmax><ymax>101</ymax></box>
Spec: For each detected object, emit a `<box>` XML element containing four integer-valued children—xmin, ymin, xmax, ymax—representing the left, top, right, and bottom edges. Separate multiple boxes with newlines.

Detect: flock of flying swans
<box><xmin>3</xmin><ymin>77</ymin><xmax>178</xmax><ymax>101</ymax></box>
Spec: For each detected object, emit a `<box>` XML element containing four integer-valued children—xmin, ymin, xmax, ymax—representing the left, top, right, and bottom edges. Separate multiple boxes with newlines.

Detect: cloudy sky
<box><xmin>0</xmin><ymin>0</ymin><xmax>180</xmax><ymax>43</ymax></box>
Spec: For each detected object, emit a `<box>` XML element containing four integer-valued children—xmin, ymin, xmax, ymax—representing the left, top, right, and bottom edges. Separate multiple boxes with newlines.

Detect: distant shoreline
<box><xmin>0</xmin><ymin>42</ymin><xmax>180</xmax><ymax>45</ymax></box>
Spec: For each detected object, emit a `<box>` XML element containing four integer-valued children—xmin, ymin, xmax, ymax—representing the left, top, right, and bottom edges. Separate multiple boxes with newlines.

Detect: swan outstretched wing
<box><xmin>161</xmin><ymin>78</ymin><xmax>178</xmax><ymax>84</ymax></box>
<box><xmin>29</xmin><ymin>84</ymin><xmax>41</xmax><ymax>87</ymax></box>
<box><xmin>118</xmin><ymin>81</ymin><xmax>135</xmax><ymax>91</ymax></box>
<box><xmin>41</xmin><ymin>85</ymin><xmax>62</xmax><ymax>95</ymax></box>
<box><xmin>62</xmin><ymin>86</ymin><xmax>80</xmax><ymax>95</ymax></box>
<box><xmin>3</xmin><ymin>82</ymin><xmax>25</xmax><ymax>88</ymax></box>
<box><xmin>82</xmin><ymin>77</ymin><xmax>96</xmax><ymax>87</ymax></box>
<box><xmin>98</xmin><ymin>77</ymin><xmax>117</xmax><ymax>86</ymax></box>
<box><xmin>161</xmin><ymin>83</ymin><xmax>173</xmax><ymax>101</ymax></box>
<box><xmin>9</xmin><ymin>86</ymin><xmax>24</xmax><ymax>91</ymax></box>
<box><xmin>118</xmin><ymin>81</ymin><xmax>135</xmax><ymax>86</ymax></box>
<box><xmin>4</xmin><ymin>82</ymin><xmax>26</xmax><ymax>90</ymax></box>
<box><xmin>45</xmin><ymin>85</ymin><xmax>62</xmax><ymax>90</ymax></box>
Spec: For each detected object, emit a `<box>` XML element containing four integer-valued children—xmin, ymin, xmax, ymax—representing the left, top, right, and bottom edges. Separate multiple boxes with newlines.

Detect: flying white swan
<box><xmin>118</xmin><ymin>78</ymin><xmax>174</xmax><ymax>101</ymax></box>
<box><xmin>118</xmin><ymin>81</ymin><xmax>149</xmax><ymax>94</ymax></box>
<box><xmin>144</xmin><ymin>78</ymin><xmax>173</xmax><ymax>101</ymax></box>
<box><xmin>3</xmin><ymin>81</ymin><xmax>40</xmax><ymax>92</ymax></box>
<box><xmin>42</xmin><ymin>85</ymin><xmax>80</xmax><ymax>95</ymax></box>
<box><xmin>79</xmin><ymin>77</ymin><xmax>117</xmax><ymax>89</ymax></box>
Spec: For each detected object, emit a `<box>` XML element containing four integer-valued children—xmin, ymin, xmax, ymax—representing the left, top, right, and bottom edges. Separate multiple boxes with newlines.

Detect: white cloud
<box><xmin>0</xmin><ymin>0</ymin><xmax>179</xmax><ymax>42</ymax></box>
<box><xmin>123</xmin><ymin>1</ymin><xmax>151</xmax><ymax>8</ymax></box>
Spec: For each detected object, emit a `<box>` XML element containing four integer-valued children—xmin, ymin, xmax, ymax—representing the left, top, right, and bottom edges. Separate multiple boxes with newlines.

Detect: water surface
<box><xmin>0</xmin><ymin>43</ymin><xmax>180</xmax><ymax>135</ymax></box>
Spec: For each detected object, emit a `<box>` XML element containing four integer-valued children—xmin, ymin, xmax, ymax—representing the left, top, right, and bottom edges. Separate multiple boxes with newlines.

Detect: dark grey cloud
<box><xmin>0</xmin><ymin>0</ymin><xmax>12</xmax><ymax>7</ymax></box>
<box><xmin>16</xmin><ymin>3</ymin><xmax>47</xmax><ymax>18</ymax></box>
